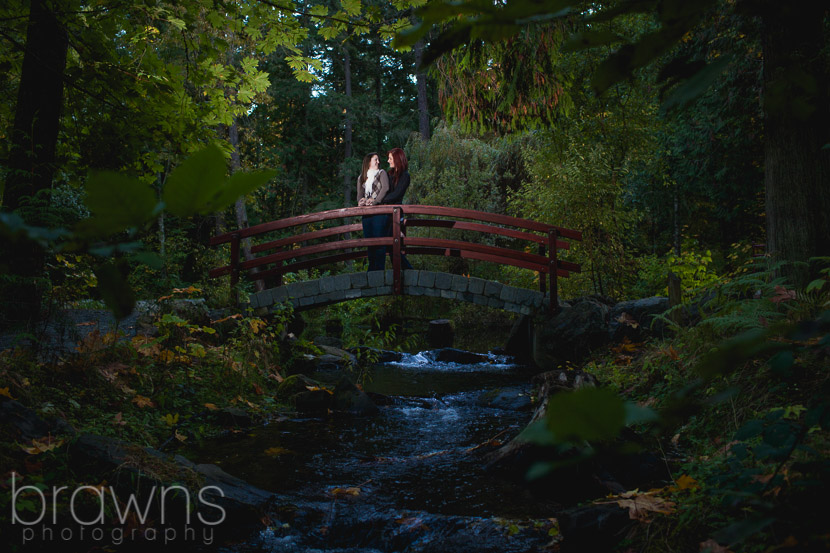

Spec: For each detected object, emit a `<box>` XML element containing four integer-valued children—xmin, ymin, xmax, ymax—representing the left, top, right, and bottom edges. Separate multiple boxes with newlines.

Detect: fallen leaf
<box><xmin>675</xmin><ymin>474</ymin><xmax>698</xmax><ymax>490</ymax></box>
<box><xmin>699</xmin><ymin>538</ymin><xmax>732</xmax><ymax>553</ymax></box>
<box><xmin>174</xmin><ymin>430</ymin><xmax>188</xmax><ymax>442</ymax></box>
<box><xmin>0</xmin><ymin>387</ymin><xmax>16</xmax><ymax>400</ymax></box>
<box><xmin>264</xmin><ymin>447</ymin><xmax>292</xmax><ymax>457</ymax></box>
<box><xmin>76</xmin><ymin>321</ymin><xmax>96</xmax><ymax>327</ymax></box>
<box><xmin>329</xmin><ymin>487</ymin><xmax>361</xmax><ymax>498</ymax></box>
<box><xmin>131</xmin><ymin>395</ymin><xmax>155</xmax><ymax>408</ymax></box>
<box><xmin>20</xmin><ymin>436</ymin><xmax>65</xmax><ymax>455</ymax></box>
<box><xmin>599</xmin><ymin>490</ymin><xmax>675</xmax><ymax>522</ymax></box>
<box><xmin>113</xmin><ymin>412</ymin><xmax>127</xmax><ymax>426</ymax></box>
<box><xmin>212</xmin><ymin>313</ymin><xmax>243</xmax><ymax>324</ymax></box>
<box><xmin>616</xmin><ymin>312</ymin><xmax>639</xmax><ymax>328</ymax></box>
<box><xmin>305</xmin><ymin>385</ymin><xmax>334</xmax><ymax>395</ymax></box>
<box><xmin>204</xmin><ymin>403</ymin><xmax>219</xmax><ymax>411</ymax></box>
<box><xmin>253</xmin><ymin>383</ymin><xmax>264</xmax><ymax>395</ymax></box>
<box><xmin>771</xmin><ymin>285</ymin><xmax>796</xmax><ymax>304</ymax></box>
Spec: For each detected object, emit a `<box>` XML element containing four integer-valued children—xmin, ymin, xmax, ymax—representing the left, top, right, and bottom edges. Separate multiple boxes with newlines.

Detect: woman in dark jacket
<box><xmin>381</xmin><ymin>147</ymin><xmax>413</xmax><ymax>270</ymax></box>
<box><xmin>357</xmin><ymin>152</ymin><xmax>390</xmax><ymax>271</ymax></box>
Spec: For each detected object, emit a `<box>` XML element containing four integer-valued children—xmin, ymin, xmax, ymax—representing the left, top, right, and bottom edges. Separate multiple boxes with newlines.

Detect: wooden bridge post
<box><xmin>230</xmin><ymin>233</ymin><xmax>240</xmax><ymax>304</ymax></box>
<box><xmin>538</xmin><ymin>243</ymin><xmax>547</xmax><ymax>295</ymax></box>
<box><xmin>548</xmin><ymin>229</ymin><xmax>558</xmax><ymax>314</ymax></box>
<box><xmin>392</xmin><ymin>206</ymin><xmax>402</xmax><ymax>295</ymax></box>
<box><xmin>275</xmin><ymin>246</ymin><xmax>283</xmax><ymax>287</ymax></box>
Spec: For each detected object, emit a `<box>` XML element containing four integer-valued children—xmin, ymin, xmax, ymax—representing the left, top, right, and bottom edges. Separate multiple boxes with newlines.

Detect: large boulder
<box><xmin>532</xmin><ymin>297</ymin><xmax>612</xmax><ymax>367</ymax></box>
<box><xmin>476</xmin><ymin>387</ymin><xmax>534</xmax><ymax>412</ymax></box>
<box><xmin>332</xmin><ymin>377</ymin><xmax>379</xmax><ymax>416</ymax></box>
<box><xmin>608</xmin><ymin>296</ymin><xmax>670</xmax><ymax>342</ymax></box>
<box><xmin>68</xmin><ymin>433</ymin><xmax>274</xmax><ymax>536</ymax></box>
<box><xmin>485</xmin><ymin>369</ymin><xmax>671</xmax><ymax>503</ymax></box>
<box><xmin>276</xmin><ymin>374</ymin><xmax>333</xmax><ymax>413</ymax></box>
<box><xmin>315</xmin><ymin>345</ymin><xmax>357</xmax><ymax>370</ymax></box>
<box><xmin>0</xmin><ymin>397</ymin><xmax>75</xmax><ymax>441</ymax></box>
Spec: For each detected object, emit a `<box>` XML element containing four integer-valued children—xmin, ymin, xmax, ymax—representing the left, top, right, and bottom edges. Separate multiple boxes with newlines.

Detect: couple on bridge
<box><xmin>356</xmin><ymin>147</ymin><xmax>414</xmax><ymax>272</ymax></box>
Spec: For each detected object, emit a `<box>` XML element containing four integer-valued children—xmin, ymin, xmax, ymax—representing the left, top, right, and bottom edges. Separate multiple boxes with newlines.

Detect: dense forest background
<box><xmin>1</xmin><ymin>2</ymin><xmax>829</xmax><ymax>553</ymax></box>
<box><xmin>5</xmin><ymin>0</ymin><xmax>822</xmax><ymax>321</ymax></box>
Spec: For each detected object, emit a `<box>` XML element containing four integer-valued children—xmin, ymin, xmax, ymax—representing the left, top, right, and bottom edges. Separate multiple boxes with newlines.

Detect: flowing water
<box><xmin>186</xmin><ymin>351</ymin><xmax>562</xmax><ymax>553</ymax></box>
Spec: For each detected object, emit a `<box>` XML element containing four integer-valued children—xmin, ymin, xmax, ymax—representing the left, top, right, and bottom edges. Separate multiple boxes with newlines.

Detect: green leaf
<box><xmin>661</xmin><ymin>55</ymin><xmax>733</xmax><ymax>113</ymax></box>
<box><xmin>526</xmin><ymin>461</ymin><xmax>557</xmax><ymax>481</ymax></box>
<box><xmin>94</xmin><ymin>261</ymin><xmax>136</xmax><ymax>321</ymax></box>
<box><xmin>84</xmin><ymin>171</ymin><xmax>158</xmax><ymax>234</ymax></box>
<box><xmin>592</xmin><ymin>27</ymin><xmax>686</xmax><ymax>94</ymax></box>
<box><xmin>341</xmin><ymin>0</ymin><xmax>362</xmax><ymax>17</ymax></box>
<box><xmin>624</xmin><ymin>401</ymin><xmax>659</xmax><ymax>425</ymax></box>
<box><xmin>128</xmin><ymin>251</ymin><xmax>164</xmax><ymax>269</ymax></box>
<box><xmin>805</xmin><ymin>278</ymin><xmax>826</xmax><ymax>293</ymax></box>
<box><xmin>163</xmin><ymin>145</ymin><xmax>226</xmax><ymax>217</ymax></box>
<box><xmin>199</xmin><ymin>169</ymin><xmax>277</xmax><ymax>214</ymax></box>
<box><xmin>734</xmin><ymin>419</ymin><xmax>763</xmax><ymax>441</ymax></box>
<box><xmin>518</xmin><ymin>419</ymin><xmax>557</xmax><ymax>445</ymax></box>
<box><xmin>712</xmin><ymin>517</ymin><xmax>775</xmax><ymax>547</ymax></box>
<box><xmin>562</xmin><ymin>30</ymin><xmax>624</xmax><ymax>52</ymax></box>
<box><xmin>544</xmin><ymin>387</ymin><xmax>626</xmax><ymax>442</ymax></box>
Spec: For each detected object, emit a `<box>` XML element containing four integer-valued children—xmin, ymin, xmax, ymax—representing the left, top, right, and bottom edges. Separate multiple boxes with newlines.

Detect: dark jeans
<box><xmin>362</xmin><ymin>214</ymin><xmax>390</xmax><ymax>271</ymax></box>
<box><xmin>362</xmin><ymin>214</ymin><xmax>414</xmax><ymax>271</ymax></box>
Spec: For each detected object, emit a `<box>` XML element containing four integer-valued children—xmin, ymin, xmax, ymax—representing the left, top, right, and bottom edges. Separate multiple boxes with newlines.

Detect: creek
<box><xmin>185</xmin><ymin>350</ymin><xmax>563</xmax><ymax>553</ymax></box>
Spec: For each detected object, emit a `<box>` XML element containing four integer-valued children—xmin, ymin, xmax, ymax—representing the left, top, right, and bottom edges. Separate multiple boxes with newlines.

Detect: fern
<box><xmin>695</xmin><ymin>259</ymin><xmax>791</xmax><ymax>335</ymax></box>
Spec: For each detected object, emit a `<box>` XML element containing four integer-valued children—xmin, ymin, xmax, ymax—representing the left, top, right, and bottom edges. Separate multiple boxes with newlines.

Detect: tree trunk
<box><xmin>0</xmin><ymin>0</ymin><xmax>68</xmax><ymax>329</ymax></box>
<box><xmin>414</xmin><ymin>39</ymin><xmax>430</xmax><ymax>140</ymax></box>
<box><xmin>229</xmin><ymin>120</ymin><xmax>265</xmax><ymax>292</ymax></box>
<box><xmin>762</xmin><ymin>5</ymin><xmax>830</xmax><ymax>286</ymax></box>
<box><xmin>3</xmin><ymin>0</ymin><xmax>68</xmax><ymax>210</ymax></box>
<box><xmin>342</xmin><ymin>43</ymin><xmax>353</xmax><ymax>209</ymax></box>
<box><xmin>375</xmin><ymin>41</ymin><xmax>383</xmax><ymax>152</ymax></box>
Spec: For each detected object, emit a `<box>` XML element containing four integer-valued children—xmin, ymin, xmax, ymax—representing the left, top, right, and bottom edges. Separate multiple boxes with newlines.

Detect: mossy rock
<box><xmin>276</xmin><ymin>374</ymin><xmax>320</xmax><ymax>401</ymax></box>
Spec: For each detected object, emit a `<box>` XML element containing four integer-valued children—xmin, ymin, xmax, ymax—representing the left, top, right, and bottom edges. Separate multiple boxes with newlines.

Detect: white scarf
<box><xmin>364</xmin><ymin>169</ymin><xmax>379</xmax><ymax>196</ymax></box>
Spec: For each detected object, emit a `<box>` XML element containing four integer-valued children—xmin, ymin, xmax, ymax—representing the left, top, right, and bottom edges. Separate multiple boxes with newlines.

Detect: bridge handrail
<box><xmin>209</xmin><ymin>205</ymin><xmax>581</xmax><ymax>245</ymax></box>
<box><xmin>208</xmin><ymin>204</ymin><xmax>581</xmax><ymax>313</ymax></box>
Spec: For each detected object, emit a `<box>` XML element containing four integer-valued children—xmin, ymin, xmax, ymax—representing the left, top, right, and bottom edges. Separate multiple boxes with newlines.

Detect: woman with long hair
<box><xmin>356</xmin><ymin>152</ymin><xmax>390</xmax><ymax>271</ymax></box>
<box><xmin>380</xmin><ymin>147</ymin><xmax>413</xmax><ymax>270</ymax></box>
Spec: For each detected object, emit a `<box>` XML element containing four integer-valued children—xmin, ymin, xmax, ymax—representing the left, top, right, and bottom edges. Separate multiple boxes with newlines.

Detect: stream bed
<box><xmin>185</xmin><ymin>351</ymin><xmax>563</xmax><ymax>552</ymax></box>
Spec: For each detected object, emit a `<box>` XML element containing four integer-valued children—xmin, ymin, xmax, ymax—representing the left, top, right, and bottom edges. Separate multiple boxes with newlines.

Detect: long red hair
<box><xmin>387</xmin><ymin>148</ymin><xmax>408</xmax><ymax>188</ymax></box>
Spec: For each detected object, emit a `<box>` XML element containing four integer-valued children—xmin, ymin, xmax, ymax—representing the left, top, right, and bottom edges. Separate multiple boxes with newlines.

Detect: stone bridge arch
<box><xmin>248</xmin><ymin>270</ymin><xmax>547</xmax><ymax>315</ymax></box>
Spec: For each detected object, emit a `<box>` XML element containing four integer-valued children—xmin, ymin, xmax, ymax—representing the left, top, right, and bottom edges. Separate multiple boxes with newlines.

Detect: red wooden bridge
<box><xmin>209</xmin><ymin>205</ymin><xmax>581</xmax><ymax>314</ymax></box>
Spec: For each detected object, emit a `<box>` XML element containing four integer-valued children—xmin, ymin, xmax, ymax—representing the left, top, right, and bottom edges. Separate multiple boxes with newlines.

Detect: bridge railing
<box><xmin>208</xmin><ymin>205</ymin><xmax>581</xmax><ymax>313</ymax></box>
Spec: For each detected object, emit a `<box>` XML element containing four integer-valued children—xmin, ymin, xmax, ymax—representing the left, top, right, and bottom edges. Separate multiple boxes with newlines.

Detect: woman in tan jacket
<box><xmin>357</xmin><ymin>152</ymin><xmax>390</xmax><ymax>271</ymax></box>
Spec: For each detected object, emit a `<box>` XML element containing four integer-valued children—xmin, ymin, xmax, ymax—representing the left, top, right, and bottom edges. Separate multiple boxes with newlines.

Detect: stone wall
<box><xmin>247</xmin><ymin>270</ymin><xmax>547</xmax><ymax>315</ymax></box>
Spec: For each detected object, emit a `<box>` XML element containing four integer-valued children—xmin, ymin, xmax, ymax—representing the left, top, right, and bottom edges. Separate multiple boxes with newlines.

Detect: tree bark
<box><xmin>3</xmin><ymin>0</ymin><xmax>68</xmax><ymax>210</ymax></box>
<box><xmin>762</xmin><ymin>4</ymin><xmax>830</xmax><ymax>286</ymax></box>
<box><xmin>342</xmin><ymin>43</ymin><xmax>353</xmax><ymax>209</ymax></box>
<box><xmin>0</xmin><ymin>0</ymin><xmax>68</xmax><ymax>329</ymax></box>
<box><xmin>414</xmin><ymin>39</ymin><xmax>430</xmax><ymax>140</ymax></box>
<box><xmin>229</xmin><ymin>120</ymin><xmax>265</xmax><ymax>292</ymax></box>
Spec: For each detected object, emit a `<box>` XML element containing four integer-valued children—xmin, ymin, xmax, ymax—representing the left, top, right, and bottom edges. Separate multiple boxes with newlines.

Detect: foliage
<box><xmin>526</xmin><ymin>266</ymin><xmax>830</xmax><ymax>551</ymax></box>
<box><xmin>431</xmin><ymin>24</ymin><xmax>574</xmax><ymax>134</ymax></box>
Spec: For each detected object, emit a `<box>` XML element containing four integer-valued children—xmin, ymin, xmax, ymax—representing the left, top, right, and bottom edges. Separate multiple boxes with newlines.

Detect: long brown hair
<box><xmin>358</xmin><ymin>152</ymin><xmax>379</xmax><ymax>186</ymax></box>
<box><xmin>387</xmin><ymin>148</ymin><xmax>408</xmax><ymax>188</ymax></box>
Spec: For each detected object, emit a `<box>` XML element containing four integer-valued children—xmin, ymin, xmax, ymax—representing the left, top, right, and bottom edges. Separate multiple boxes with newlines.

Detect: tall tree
<box><xmin>1</xmin><ymin>0</ymin><xmax>69</xmax><ymax>327</ymax></box>
<box><xmin>396</xmin><ymin>0</ymin><xmax>830</xmax><ymax>285</ymax></box>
